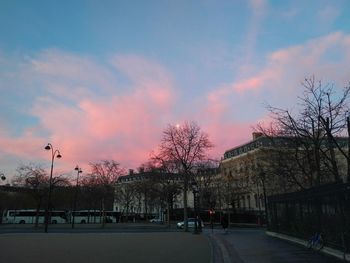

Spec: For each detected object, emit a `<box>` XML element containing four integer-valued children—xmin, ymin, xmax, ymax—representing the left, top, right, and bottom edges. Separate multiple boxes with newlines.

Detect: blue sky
<box><xmin>1</xmin><ymin>0</ymin><xmax>350</xmax><ymax>180</ymax></box>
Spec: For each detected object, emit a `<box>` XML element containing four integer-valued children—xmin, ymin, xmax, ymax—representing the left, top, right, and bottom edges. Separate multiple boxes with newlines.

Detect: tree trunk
<box><xmin>347</xmin><ymin>117</ymin><xmax>350</xmax><ymax>182</ymax></box>
<box><xmin>183</xmin><ymin>173</ymin><xmax>189</xmax><ymax>232</ymax></box>
<box><xmin>101</xmin><ymin>198</ymin><xmax>105</xmax><ymax>228</ymax></box>
<box><xmin>167</xmin><ymin>196</ymin><xmax>170</xmax><ymax>227</ymax></box>
<box><xmin>35</xmin><ymin>198</ymin><xmax>42</xmax><ymax>228</ymax></box>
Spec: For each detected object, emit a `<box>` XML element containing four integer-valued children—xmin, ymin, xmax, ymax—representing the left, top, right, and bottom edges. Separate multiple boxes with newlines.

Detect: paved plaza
<box><xmin>0</xmin><ymin>232</ymin><xmax>211</xmax><ymax>263</ymax></box>
<box><xmin>206</xmin><ymin>228</ymin><xmax>344</xmax><ymax>263</ymax></box>
<box><xmin>0</xmin><ymin>225</ymin><xmax>346</xmax><ymax>263</ymax></box>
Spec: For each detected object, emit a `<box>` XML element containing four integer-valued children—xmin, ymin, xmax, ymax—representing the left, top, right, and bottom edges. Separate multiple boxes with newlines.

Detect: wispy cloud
<box><xmin>207</xmin><ymin>31</ymin><xmax>350</xmax><ymax>105</ymax></box>
<box><xmin>204</xmin><ymin>31</ymin><xmax>350</xmax><ymax>154</ymax></box>
<box><xmin>239</xmin><ymin>0</ymin><xmax>268</xmax><ymax>76</ymax></box>
<box><xmin>317</xmin><ymin>5</ymin><xmax>341</xmax><ymax>27</ymax></box>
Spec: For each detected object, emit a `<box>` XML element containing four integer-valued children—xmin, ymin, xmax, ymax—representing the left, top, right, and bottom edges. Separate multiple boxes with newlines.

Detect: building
<box><xmin>220</xmin><ymin>132</ymin><xmax>349</xmax><ymax>219</ymax></box>
<box><xmin>113</xmin><ymin>169</ymin><xmax>197</xmax><ymax>220</ymax></box>
<box><xmin>220</xmin><ymin>133</ymin><xmax>269</xmax><ymax>216</ymax></box>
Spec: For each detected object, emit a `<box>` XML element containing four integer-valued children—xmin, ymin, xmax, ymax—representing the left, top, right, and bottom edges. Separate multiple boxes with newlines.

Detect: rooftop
<box><xmin>223</xmin><ymin>135</ymin><xmax>348</xmax><ymax>160</ymax></box>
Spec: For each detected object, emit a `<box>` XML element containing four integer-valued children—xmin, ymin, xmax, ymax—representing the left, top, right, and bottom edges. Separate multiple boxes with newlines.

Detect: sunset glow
<box><xmin>0</xmin><ymin>1</ymin><xmax>350</xmax><ymax>179</ymax></box>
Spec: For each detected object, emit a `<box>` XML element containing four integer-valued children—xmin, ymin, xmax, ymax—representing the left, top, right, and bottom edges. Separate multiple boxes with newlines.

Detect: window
<box><xmin>242</xmin><ymin>196</ymin><xmax>246</xmax><ymax>208</ymax></box>
<box><xmin>260</xmin><ymin>194</ymin><xmax>264</xmax><ymax>208</ymax></box>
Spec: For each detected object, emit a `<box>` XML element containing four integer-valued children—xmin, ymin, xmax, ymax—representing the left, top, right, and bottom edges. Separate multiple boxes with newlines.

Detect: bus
<box><xmin>70</xmin><ymin>210</ymin><xmax>119</xmax><ymax>224</ymax></box>
<box><xmin>2</xmin><ymin>209</ymin><xmax>68</xmax><ymax>224</ymax></box>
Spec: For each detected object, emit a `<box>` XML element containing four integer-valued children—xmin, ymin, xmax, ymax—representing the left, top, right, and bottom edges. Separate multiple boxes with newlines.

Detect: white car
<box><xmin>149</xmin><ymin>218</ymin><xmax>163</xmax><ymax>224</ymax></box>
<box><xmin>177</xmin><ymin>218</ymin><xmax>204</xmax><ymax>229</ymax></box>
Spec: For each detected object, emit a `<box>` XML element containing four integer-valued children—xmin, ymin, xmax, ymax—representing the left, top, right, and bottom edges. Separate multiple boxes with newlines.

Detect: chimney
<box><xmin>252</xmin><ymin>132</ymin><xmax>263</xmax><ymax>140</ymax></box>
<box><xmin>129</xmin><ymin>169</ymin><xmax>134</xmax><ymax>175</ymax></box>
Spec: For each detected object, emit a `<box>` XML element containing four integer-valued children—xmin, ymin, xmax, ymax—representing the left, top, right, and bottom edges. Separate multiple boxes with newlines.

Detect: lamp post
<box><xmin>44</xmin><ymin>143</ymin><xmax>62</xmax><ymax>233</ymax></box>
<box><xmin>0</xmin><ymin>173</ymin><xmax>6</xmax><ymax>182</ymax></box>
<box><xmin>191</xmin><ymin>180</ymin><xmax>200</xmax><ymax>234</ymax></box>
<box><xmin>72</xmin><ymin>165</ymin><xmax>82</xmax><ymax>229</ymax></box>
<box><xmin>166</xmin><ymin>178</ymin><xmax>172</xmax><ymax>228</ymax></box>
<box><xmin>347</xmin><ymin>116</ymin><xmax>350</xmax><ymax>183</ymax></box>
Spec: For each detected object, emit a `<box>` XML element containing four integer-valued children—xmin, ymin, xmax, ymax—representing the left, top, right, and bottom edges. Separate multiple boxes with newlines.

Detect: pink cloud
<box><xmin>2</xmin><ymin>31</ymin><xmax>350</xmax><ymax>179</ymax></box>
<box><xmin>0</xmin><ymin>132</ymin><xmax>46</xmax><ymax>160</ymax></box>
<box><xmin>204</xmin><ymin>121</ymin><xmax>255</xmax><ymax>160</ymax></box>
<box><xmin>0</xmin><ymin>52</ymin><xmax>176</xmax><ymax>176</ymax></box>
<box><xmin>37</xmin><ymin>57</ymin><xmax>174</xmax><ymax>171</ymax></box>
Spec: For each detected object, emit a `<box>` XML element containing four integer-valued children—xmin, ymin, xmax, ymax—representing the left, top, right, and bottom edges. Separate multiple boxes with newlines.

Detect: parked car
<box><xmin>177</xmin><ymin>218</ymin><xmax>204</xmax><ymax>229</ymax></box>
<box><xmin>149</xmin><ymin>218</ymin><xmax>163</xmax><ymax>224</ymax></box>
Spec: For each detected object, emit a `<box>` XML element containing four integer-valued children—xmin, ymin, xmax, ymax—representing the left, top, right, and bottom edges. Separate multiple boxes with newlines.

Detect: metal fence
<box><xmin>268</xmin><ymin>182</ymin><xmax>350</xmax><ymax>252</ymax></box>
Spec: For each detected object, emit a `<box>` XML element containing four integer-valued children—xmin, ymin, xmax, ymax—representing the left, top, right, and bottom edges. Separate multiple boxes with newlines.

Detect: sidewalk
<box><xmin>266</xmin><ymin>231</ymin><xmax>350</xmax><ymax>262</ymax></box>
<box><xmin>0</xmin><ymin>232</ymin><xmax>211</xmax><ymax>263</ymax></box>
<box><xmin>205</xmin><ymin>228</ymin><xmax>343</xmax><ymax>263</ymax></box>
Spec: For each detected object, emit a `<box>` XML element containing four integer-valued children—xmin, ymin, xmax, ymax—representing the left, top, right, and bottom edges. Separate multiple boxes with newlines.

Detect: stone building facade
<box><xmin>220</xmin><ymin>132</ymin><xmax>349</xmax><ymax>216</ymax></box>
<box><xmin>113</xmin><ymin>170</ymin><xmax>196</xmax><ymax>220</ymax></box>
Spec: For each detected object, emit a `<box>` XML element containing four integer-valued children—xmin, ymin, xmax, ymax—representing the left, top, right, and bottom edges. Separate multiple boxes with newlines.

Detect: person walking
<box><xmin>221</xmin><ymin>215</ymin><xmax>228</xmax><ymax>234</ymax></box>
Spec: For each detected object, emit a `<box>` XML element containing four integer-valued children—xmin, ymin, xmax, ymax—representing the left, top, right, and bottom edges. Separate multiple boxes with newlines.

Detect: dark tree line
<box><xmin>2</xmin><ymin>161</ymin><xmax>123</xmax><ymax>225</ymax></box>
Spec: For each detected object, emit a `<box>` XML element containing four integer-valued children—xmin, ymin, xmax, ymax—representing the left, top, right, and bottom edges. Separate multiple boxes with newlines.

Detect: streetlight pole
<box><xmin>72</xmin><ymin>165</ymin><xmax>82</xmax><ymax>229</ymax></box>
<box><xmin>347</xmin><ymin>116</ymin><xmax>350</xmax><ymax>183</ymax></box>
<box><xmin>44</xmin><ymin>143</ymin><xmax>62</xmax><ymax>233</ymax></box>
<box><xmin>0</xmin><ymin>173</ymin><xmax>6</xmax><ymax>182</ymax></box>
<box><xmin>166</xmin><ymin>179</ymin><xmax>171</xmax><ymax>228</ymax></box>
<box><xmin>191</xmin><ymin>180</ymin><xmax>200</xmax><ymax>234</ymax></box>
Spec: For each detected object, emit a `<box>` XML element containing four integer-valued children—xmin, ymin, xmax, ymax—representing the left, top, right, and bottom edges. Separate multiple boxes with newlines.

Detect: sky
<box><xmin>1</xmin><ymin>0</ymin><xmax>350</xmax><ymax>180</ymax></box>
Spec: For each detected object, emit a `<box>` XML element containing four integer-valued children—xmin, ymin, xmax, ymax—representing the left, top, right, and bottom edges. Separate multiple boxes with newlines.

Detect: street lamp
<box><xmin>72</xmin><ymin>165</ymin><xmax>82</xmax><ymax>229</ymax></box>
<box><xmin>0</xmin><ymin>173</ymin><xmax>6</xmax><ymax>182</ymax></box>
<box><xmin>191</xmin><ymin>180</ymin><xmax>200</xmax><ymax>234</ymax></box>
<box><xmin>44</xmin><ymin>143</ymin><xmax>62</xmax><ymax>233</ymax></box>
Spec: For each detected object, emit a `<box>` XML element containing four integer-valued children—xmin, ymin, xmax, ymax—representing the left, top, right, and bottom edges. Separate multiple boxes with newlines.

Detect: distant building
<box><xmin>113</xmin><ymin>169</ymin><xmax>197</xmax><ymax>220</ymax></box>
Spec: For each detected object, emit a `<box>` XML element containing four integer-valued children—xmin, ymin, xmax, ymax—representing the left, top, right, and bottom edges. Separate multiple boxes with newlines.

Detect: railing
<box><xmin>268</xmin><ymin>182</ymin><xmax>350</xmax><ymax>252</ymax></box>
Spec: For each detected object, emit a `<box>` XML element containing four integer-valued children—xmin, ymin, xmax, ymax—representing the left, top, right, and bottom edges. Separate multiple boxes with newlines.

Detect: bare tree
<box><xmin>14</xmin><ymin>164</ymin><xmax>48</xmax><ymax>227</ymax></box>
<box><xmin>194</xmin><ymin>159</ymin><xmax>220</xmax><ymax>211</ymax></box>
<box><xmin>88</xmin><ymin>160</ymin><xmax>124</xmax><ymax>226</ymax></box>
<box><xmin>257</xmin><ymin>77</ymin><xmax>350</xmax><ymax>188</ymax></box>
<box><xmin>149</xmin><ymin>158</ymin><xmax>184</xmax><ymax>222</ymax></box>
<box><xmin>132</xmin><ymin>177</ymin><xmax>157</xmax><ymax>220</ymax></box>
<box><xmin>144</xmin><ymin>159</ymin><xmax>182</xmax><ymax>226</ymax></box>
<box><xmin>14</xmin><ymin>163</ymin><xmax>69</xmax><ymax>227</ymax></box>
<box><xmin>114</xmin><ymin>183</ymin><xmax>135</xmax><ymax>222</ymax></box>
<box><xmin>154</xmin><ymin>121</ymin><xmax>213</xmax><ymax>231</ymax></box>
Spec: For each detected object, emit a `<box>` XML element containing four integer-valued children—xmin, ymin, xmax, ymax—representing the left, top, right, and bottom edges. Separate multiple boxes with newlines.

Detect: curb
<box><xmin>266</xmin><ymin>231</ymin><xmax>350</xmax><ymax>262</ymax></box>
<box><xmin>206</xmin><ymin>234</ymin><xmax>215</xmax><ymax>263</ymax></box>
<box><xmin>211</xmin><ymin>234</ymin><xmax>231</xmax><ymax>263</ymax></box>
